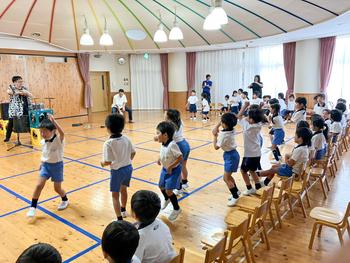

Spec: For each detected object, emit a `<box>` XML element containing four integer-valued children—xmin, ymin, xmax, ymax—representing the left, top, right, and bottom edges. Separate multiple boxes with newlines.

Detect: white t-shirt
<box><xmin>187</xmin><ymin>95</ymin><xmax>198</xmax><ymax>105</ymax></box>
<box><xmin>112</xmin><ymin>94</ymin><xmax>127</xmax><ymax>108</ymax></box>
<box><xmin>230</xmin><ymin>95</ymin><xmax>240</xmax><ymax>107</ymax></box>
<box><xmin>132</xmin><ymin>256</ymin><xmax>141</xmax><ymax>263</ymax></box>
<box><xmin>291</xmin><ymin>109</ymin><xmax>306</xmax><ymax>123</ymax></box>
<box><xmin>224</xmin><ymin>100</ymin><xmax>230</xmax><ymax>107</ymax></box>
<box><xmin>330</xmin><ymin>122</ymin><xmax>342</xmax><ymax>134</ymax></box>
<box><xmin>271</xmin><ymin>115</ymin><xmax>284</xmax><ymax>129</ymax></box>
<box><xmin>216</xmin><ymin>130</ymin><xmax>237</xmax><ymax>152</ymax></box>
<box><xmin>202</xmin><ymin>98</ymin><xmax>210</xmax><ymax>112</ymax></box>
<box><xmin>278</xmin><ymin>99</ymin><xmax>287</xmax><ymax>111</ymax></box>
<box><xmin>287</xmin><ymin>100</ymin><xmax>295</xmax><ymax>111</ymax></box>
<box><xmin>341</xmin><ymin>115</ymin><xmax>347</xmax><ymax>128</ymax></box>
<box><xmin>173</xmin><ymin>123</ymin><xmax>184</xmax><ymax>143</ymax></box>
<box><xmin>251</xmin><ymin>98</ymin><xmax>263</xmax><ymax>106</ymax></box>
<box><xmin>313</xmin><ymin>103</ymin><xmax>327</xmax><ymax>115</ymax></box>
<box><xmin>160</xmin><ymin>141</ymin><xmax>182</xmax><ymax>169</ymax></box>
<box><xmin>41</xmin><ymin>134</ymin><xmax>64</xmax><ymax>163</ymax></box>
<box><xmin>135</xmin><ymin>219</ymin><xmax>176</xmax><ymax>263</ymax></box>
<box><xmin>103</xmin><ymin>135</ymin><xmax>135</xmax><ymax>170</ymax></box>
<box><xmin>311</xmin><ymin>132</ymin><xmax>326</xmax><ymax>152</ymax></box>
<box><xmin>291</xmin><ymin>145</ymin><xmax>309</xmax><ymax>175</ymax></box>
<box><xmin>325</xmin><ymin>119</ymin><xmax>331</xmax><ymax>131</ymax></box>
<box><xmin>239</xmin><ymin>118</ymin><xmax>262</xmax><ymax>157</ymax></box>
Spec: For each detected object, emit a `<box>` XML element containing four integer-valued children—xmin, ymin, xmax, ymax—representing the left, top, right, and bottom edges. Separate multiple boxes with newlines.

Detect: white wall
<box><xmin>89</xmin><ymin>53</ymin><xmax>130</xmax><ymax>92</ymax></box>
<box><xmin>168</xmin><ymin>52</ymin><xmax>187</xmax><ymax>92</ymax></box>
<box><xmin>294</xmin><ymin>39</ymin><xmax>320</xmax><ymax>93</ymax></box>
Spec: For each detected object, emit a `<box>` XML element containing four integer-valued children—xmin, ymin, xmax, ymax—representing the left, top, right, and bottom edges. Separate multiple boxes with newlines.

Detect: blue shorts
<box><xmin>280</xmin><ymin>109</ymin><xmax>287</xmax><ymax>117</ymax></box>
<box><xmin>315</xmin><ymin>147</ymin><xmax>327</xmax><ymax>160</ymax></box>
<box><xmin>223</xmin><ymin>149</ymin><xmax>240</xmax><ymax>173</ymax></box>
<box><xmin>231</xmin><ymin>106</ymin><xmax>239</xmax><ymax>114</ymax></box>
<box><xmin>177</xmin><ymin>140</ymin><xmax>190</xmax><ymax>161</ymax></box>
<box><xmin>189</xmin><ymin>104</ymin><xmax>197</xmax><ymax>113</ymax></box>
<box><xmin>332</xmin><ymin>134</ymin><xmax>339</xmax><ymax>143</ymax></box>
<box><xmin>159</xmin><ymin>165</ymin><xmax>182</xmax><ymax>190</ymax></box>
<box><xmin>202</xmin><ymin>111</ymin><xmax>209</xmax><ymax>115</ymax></box>
<box><xmin>110</xmin><ymin>165</ymin><xmax>133</xmax><ymax>192</ymax></box>
<box><xmin>272</xmin><ymin>128</ymin><xmax>285</xmax><ymax>145</ymax></box>
<box><xmin>278</xmin><ymin>164</ymin><xmax>293</xmax><ymax>177</ymax></box>
<box><xmin>40</xmin><ymin>161</ymin><xmax>64</xmax><ymax>182</ymax></box>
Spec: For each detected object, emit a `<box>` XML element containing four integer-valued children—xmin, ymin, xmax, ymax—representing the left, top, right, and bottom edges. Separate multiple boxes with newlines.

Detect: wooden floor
<box><xmin>0</xmin><ymin>110</ymin><xmax>349</xmax><ymax>262</ymax></box>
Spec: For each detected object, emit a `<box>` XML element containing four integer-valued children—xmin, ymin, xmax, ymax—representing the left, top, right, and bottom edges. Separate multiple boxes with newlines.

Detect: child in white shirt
<box><xmin>187</xmin><ymin>90</ymin><xmax>198</xmax><ymax>120</ymax></box>
<box><xmin>101</xmin><ymin>114</ymin><xmax>136</xmax><ymax>221</ymax></box>
<box><xmin>236</xmin><ymin>101</ymin><xmax>264</xmax><ymax>196</ymax></box>
<box><xmin>212</xmin><ymin>113</ymin><xmax>241</xmax><ymax>206</ymax></box>
<box><xmin>230</xmin><ymin>90</ymin><xmax>241</xmax><ymax>114</ymax></box>
<box><xmin>330</xmin><ymin>109</ymin><xmax>343</xmax><ymax>143</ymax></box>
<box><xmin>269</xmin><ymin>103</ymin><xmax>285</xmax><ymax>162</ymax></box>
<box><xmin>259</xmin><ymin>127</ymin><xmax>312</xmax><ymax>184</ymax></box>
<box><xmin>132</xmin><ymin>190</ymin><xmax>176</xmax><ymax>263</ymax></box>
<box><xmin>278</xmin><ymin>93</ymin><xmax>287</xmax><ymax>117</ymax></box>
<box><xmin>310</xmin><ymin>116</ymin><xmax>328</xmax><ymax>161</ymax></box>
<box><xmin>156</xmin><ymin>121</ymin><xmax>182</xmax><ymax>221</ymax></box>
<box><xmin>220</xmin><ymin>95</ymin><xmax>230</xmax><ymax>115</ymax></box>
<box><xmin>201</xmin><ymin>93</ymin><xmax>210</xmax><ymax>122</ymax></box>
<box><xmin>313</xmin><ymin>94</ymin><xmax>328</xmax><ymax>115</ymax></box>
<box><xmin>27</xmin><ymin>115</ymin><xmax>68</xmax><ymax>217</ymax></box>
<box><xmin>290</xmin><ymin>97</ymin><xmax>307</xmax><ymax>124</ymax></box>
<box><xmin>250</xmin><ymin>91</ymin><xmax>263</xmax><ymax>107</ymax></box>
<box><xmin>262</xmin><ymin>95</ymin><xmax>271</xmax><ymax>115</ymax></box>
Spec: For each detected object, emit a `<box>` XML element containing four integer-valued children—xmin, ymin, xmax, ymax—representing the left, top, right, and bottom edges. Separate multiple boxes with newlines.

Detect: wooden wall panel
<box><xmin>0</xmin><ymin>54</ymin><xmax>86</xmax><ymax>118</ymax></box>
<box><xmin>295</xmin><ymin>92</ymin><xmax>319</xmax><ymax>110</ymax></box>
<box><xmin>169</xmin><ymin>92</ymin><xmax>187</xmax><ymax>110</ymax></box>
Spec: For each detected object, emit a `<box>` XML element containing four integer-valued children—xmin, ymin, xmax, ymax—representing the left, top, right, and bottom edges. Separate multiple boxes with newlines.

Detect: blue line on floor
<box><xmin>0</xmin><ymin>149</ymin><xmax>35</xmax><ymax>159</ymax></box>
<box><xmin>0</xmin><ymin>205</ymin><xmax>30</xmax><ymax>218</ymax></box>
<box><xmin>63</xmin><ymin>242</ymin><xmax>101</xmax><ymax>263</ymax></box>
<box><xmin>0</xmin><ymin>184</ymin><xmax>101</xmax><ymax>243</ymax></box>
<box><xmin>188</xmin><ymin>157</ymin><xmax>223</xmax><ymax>166</ymax></box>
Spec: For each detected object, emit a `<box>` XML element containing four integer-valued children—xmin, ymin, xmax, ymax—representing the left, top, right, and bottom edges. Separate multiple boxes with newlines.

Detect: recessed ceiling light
<box><xmin>31</xmin><ymin>32</ymin><xmax>41</xmax><ymax>37</ymax></box>
<box><xmin>126</xmin><ymin>29</ymin><xmax>146</xmax><ymax>41</ymax></box>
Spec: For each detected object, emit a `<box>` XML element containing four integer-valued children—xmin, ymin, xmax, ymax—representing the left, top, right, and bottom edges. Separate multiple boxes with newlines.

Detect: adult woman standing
<box><xmin>4</xmin><ymin>76</ymin><xmax>32</xmax><ymax>142</ymax></box>
<box><xmin>248</xmin><ymin>75</ymin><xmax>263</xmax><ymax>98</ymax></box>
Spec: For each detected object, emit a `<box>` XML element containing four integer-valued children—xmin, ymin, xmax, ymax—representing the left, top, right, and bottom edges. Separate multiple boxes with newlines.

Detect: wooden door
<box><xmin>90</xmin><ymin>72</ymin><xmax>109</xmax><ymax>112</ymax></box>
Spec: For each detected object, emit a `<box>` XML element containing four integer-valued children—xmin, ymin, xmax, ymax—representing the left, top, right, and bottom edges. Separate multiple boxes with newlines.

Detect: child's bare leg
<box><xmin>181</xmin><ymin>160</ymin><xmax>188</xmax><ymax>181</ymax></box>
<box><xmin>120</xmin><ymin>185</ymin><xmax>128</xmax><ymax>209</ymax></box>
<box><xmin>112</xmin><ymin>192</ymin><xmax>122</xmax><ymax>219</ymax></box>
<box><xmin>53</xmin><ymin>182</ymin><xmax>66</xmax><ymax>197</ymax></box>
<box><xmin>224</xmin><ymin>172</ymin><xmax>239</xmax><ymax>199</ymax></box>
<box><xmin>32</xmin><ymin>177</ymin><xmax>47</xmax><ymax>200</ymax></box>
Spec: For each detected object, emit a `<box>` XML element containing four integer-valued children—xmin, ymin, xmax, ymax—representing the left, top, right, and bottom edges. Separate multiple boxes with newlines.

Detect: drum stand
<box><xmin>7</xmin><ymin>133</ymin><xmax>33</xmax><ymax>151</ymax></box>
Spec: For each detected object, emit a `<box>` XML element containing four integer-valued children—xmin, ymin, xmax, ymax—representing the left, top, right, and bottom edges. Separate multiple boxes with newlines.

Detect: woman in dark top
<box><xmin>248</xmin><ymin>75</ymin><xmax>263</xmax><ymax>98</ymax></box>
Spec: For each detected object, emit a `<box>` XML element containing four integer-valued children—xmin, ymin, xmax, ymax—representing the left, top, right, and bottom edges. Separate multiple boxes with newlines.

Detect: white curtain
<box><xmin>195</xmin><ymin>49</ymin><xmax>244</xmax><ymax>104</ymax></box>
<box><xmin>327</xmin><ymin>36</ymin><xmax>350</xmax><ymax>106</ymax></box>
<box><xmin>130</xmin><ymin>54</ymin><xmax>163</xmax><ymax>110</ymax></box>
<box><xmin>244</xmin><ymin>45</ymin><xmax>287</xmax><ymax>98</ymax></box>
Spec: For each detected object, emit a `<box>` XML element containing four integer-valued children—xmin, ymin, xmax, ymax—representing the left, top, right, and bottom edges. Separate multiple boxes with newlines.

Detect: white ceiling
<box><xmin>0</xmin><ymin>0</ymin><xmax>349</xmax><ymax>53</ymax></box>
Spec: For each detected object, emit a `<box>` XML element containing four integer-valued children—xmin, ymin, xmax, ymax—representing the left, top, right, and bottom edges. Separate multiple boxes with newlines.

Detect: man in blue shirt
<box><xmin>202</xmin><ymin>74</ymin><xmax>212</xmax><ymax>104</ymax></box>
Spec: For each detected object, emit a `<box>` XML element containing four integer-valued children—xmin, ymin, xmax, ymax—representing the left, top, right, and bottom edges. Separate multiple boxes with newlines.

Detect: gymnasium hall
<box><xmin>1</xmin><ymin>1</ymin><xmax>350</xmax><ymax>262</ymax></box>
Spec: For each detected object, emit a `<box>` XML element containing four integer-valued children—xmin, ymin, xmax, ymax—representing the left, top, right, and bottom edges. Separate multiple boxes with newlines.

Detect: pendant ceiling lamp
<box><xmin>154</xmin><ymin>13</ymin><xmax>167</xmax><ymax>43</ymax></box>
<box><xmin>80</xmin><ymin>16</ymin><xmax>94</xmax><ymax>46</ymax></box>
<box><xmin>99</xmin><ymin>17</ymin><xmax>113</xmax><ymax>46</ymax></box>
<box><xmin>169</xmin><ymin>7</ymin><xmax>183</xmax><ymax>40</ymax></box>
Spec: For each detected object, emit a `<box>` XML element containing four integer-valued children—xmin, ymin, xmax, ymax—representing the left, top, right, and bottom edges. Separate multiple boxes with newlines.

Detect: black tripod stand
<box><xmin>7</xmin><ymin>132</ymin><xmax>33</xmax><ymax>151</ymax></box>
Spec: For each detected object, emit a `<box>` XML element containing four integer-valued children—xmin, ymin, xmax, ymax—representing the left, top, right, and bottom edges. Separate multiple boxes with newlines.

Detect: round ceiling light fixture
<box><xmin>126</xmin><ymin>29</ymin><xmax>147</xmax><ymax>41</ymax></box>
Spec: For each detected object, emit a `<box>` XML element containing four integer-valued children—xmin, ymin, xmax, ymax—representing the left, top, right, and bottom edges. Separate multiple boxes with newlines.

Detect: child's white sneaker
<box><xmin>182</xmin><ymin>183</ymin><xmax>189</xmax><ymax>189</ymax></box>
<box><xmin>242</xmin><ymin>188</ymin><xmax>256</xmax><ymax>196</ymax></box>
<box><xmin>173</xmin><ymin>189</ymin><xmax>183</xmax><ymax>195</ymax></box>
<box><xmin>194</xmin><ymin>117</ymin><xmax>197</xmax><ymax>120</ymax></box>
<box><xmin>57</xmin><ymin>201</ymin><xmax>69</xmax><ymax>211</ymax></box>
<box><xmin>121</xmin><ymin>211</ymin><xmax>128</xmax><ymax>218</ymax></box>
<box><xmin>227</xmin><ymin>197</ymin><xmax>238</xmax><ymax>207</ymax></box>
<box><xmin>161</xmin><ymin>199</ymin><xmax>171</xmax><ymax>210</ymax></box>
<box><xmin>202</xmin><ymin>119</ymin><xmax>207</xmax><ymax>123</ymax></box>
<box><xmin>190</xmin><ymin>117</ymin><xmax>193</xmax><ymax>120</ymax></box>
<box><xmin>27</xmin><ymin>207</ymin><xmax>36</xmax><ymax>217</ymax></box>
<box><xmin>168</xmin><ymin>209</ymin><xmax>181</xmax><ymax>221</ymax></box>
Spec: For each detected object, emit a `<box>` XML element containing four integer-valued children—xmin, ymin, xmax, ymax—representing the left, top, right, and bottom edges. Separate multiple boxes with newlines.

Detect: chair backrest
<box><xmin>226</xmin><ymin>215</ymin><xmax>251</xmax><ymax>255</ymax></box>
<box><xmin>204</xmin><ymin>231</ymin><xmax>228</xmax><ymax>263</ymax></box>
<box><xmin>276</xmin><ymin>175</ymin><xmax>294</xmax><ymax>204</ymax></box>
<box><xmin>301</xmin><ymin>168</ymin><xmax>311</xmax><ymax>191</ymax></box>
<box><xmin>340</xmin><ymin>202</ymin><xmax>350</xmax><ymax>228</ymax></box>
<box><xmin>169</xmin><ymin>247</ymin><xmax>185</xmax><ymax>263</ymax></box>
<box><xmin>250</xmin><ymin>200</ymin><xmax>269</xmax><ymax>230</ymax></box>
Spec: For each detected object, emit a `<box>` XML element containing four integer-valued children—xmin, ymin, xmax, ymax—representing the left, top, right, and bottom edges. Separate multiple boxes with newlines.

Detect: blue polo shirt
<box><xmin>202</xmin><ymin>80</ymin><xmax>212</xmax><ymax>94</ymax></box>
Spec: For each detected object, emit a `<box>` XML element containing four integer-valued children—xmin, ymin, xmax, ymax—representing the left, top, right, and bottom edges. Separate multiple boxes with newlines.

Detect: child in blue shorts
<box><xmin>165</xmin><ymin>109</ymin><xmax>191</xmax><ymax>194</ymax></box>
<box><xmin>27</xmin><ymin>115</ymin><xmax>68</xmax><ymax>217</ymax></box>
<box><xmin>101</xmin><ymin>114</ymin><xmax>136</xmax><ymax>221</ymax></box>
<box><xmin>269</xmin><ymin>103</ymin><xmax>285</xmax><ymax>162</ymax></box>
<box><xmin>212</xmin><ymin>113</ymin><xmax>241</xmax><ymax>206</ymax></box>
<box><xmin>259</xmin><ymin>127</ymin><xmax>312</xmax><ymax>185</ymax></box>
<box><xmin>310</xmin><ymin>115</ymin><xmax>328</xmax><ymax>162</ymax></box>
<box><xmin>187</xmin><ymin>90</ymin><xmax>198</xmax><ymax>120</ymax></box>
<box><xmin>156</xmin><ymin>121</ymin><xmax>183</xmax><ymax>221</ymax></box>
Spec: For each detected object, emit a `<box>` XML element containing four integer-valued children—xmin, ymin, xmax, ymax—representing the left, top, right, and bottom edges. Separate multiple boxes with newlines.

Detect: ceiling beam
<box><xmin>0</xmin><ymin>0</ymin><xmax>16</xmax><ymax>20</ymax></box>
<box><xmin>49</xmin><ymin>0</ymin><xmax>57</xmax><ymax>43</ymax></box>
<box><xmin>20</xmin><ymin>0</ymin><xmax>38</xmax><ymax>36</ymax></box>
<box><xmin>301</xmin><ymin>0</ymin><xmax>338</xmax><ymax>16</ymax></box>
<box><xmin>70</xmin><ymin>0</ymin><xmax>80</xmax><ymax>51</ymax></box>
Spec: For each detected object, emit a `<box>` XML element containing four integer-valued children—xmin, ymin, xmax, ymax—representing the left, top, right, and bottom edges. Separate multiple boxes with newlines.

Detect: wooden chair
<box><xmin>269</xmin><ymin>175</ymin><xmax>295</xmax><ymax>228</ymax></box>
<box><xmin>202</xmin><ymin>216</ymin><xmax>252</xmax><ymax>263</ymax></box>
<box><xmin>289</xmin><ymin>168</ymin><xmax>311</xmax><ymax>218</ymax></box>
<box><xmin>210</xmin><ymin>103</ymin><xmax>217</xmax><ymax>117</ymax></box>
<box><xmin>235</xmin><ymin>184</ymin><xmax>276</xmax><ymax>229</ymax></box>
<box><xmin>204</xmin><ymin>231</ymin><xmax>228</xmax><ymax>263</ymax></box>
<box><xmin>169</xmin><ymin>247</ymin><xmax>185</xmax><ymax>263</ymax></box>
<box><xmin>309</xmin><ymin>202</ymin><xmax>350</xmax><ymax>249</ymax></box>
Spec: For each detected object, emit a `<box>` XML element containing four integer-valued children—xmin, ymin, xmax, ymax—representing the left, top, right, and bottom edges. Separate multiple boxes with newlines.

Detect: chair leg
<box><xmin>347</xmin><ymin>221</ymin><xmax>350</xmax><ymax>238</ymax></box>
<box><xmin>337</xmin><ymin>227</ymin><xmax>344</xmax><ymax>246</ymax></box>
<box><xmin>269</xmin><ymin>207</ymin><xmax>276</xmax><ymax>230</ymax></box>
<box><xmin>319</xmin><ymin>178</ymin><xmax>327</xmax><ymax>199</ymax></box>
<box><xmin>274</xmin><ymin>201</ymin><xmax>283</xmax><ymax>228</ymax></box>
<box><xmin>242</xmin><ymin>240</ymin><xmax>252</xmax><ymax>263</ymax></box>
<box><xmin>317</xmin><ymin>225</ymin><xmax>322</xmax><ymax>237</ymax></box>
<box><xmin>288</xmin><ymin>196</ymin><xmax>295</xmax><ymax>218</ymax></box>
<box><xmin>247</xmin><ymin>237</ymin><xmax>256</xmax><ymax>263</ymax></box>
<box><xmin>334</xmin><ymin>161</ymin><xmax>338</xmax><ymax>172</ymax></box>
<box><xmin>324</xmin><ymin>176</ymin><xmax>331</xmax><ymax>191</ymax></box>
<box><xmin>298</xmin><ymin>195</ymin><xmax>307</xmax><ymax>218</ymax></box>
<box><xmin>305</xmin><ymin>190</ymin><xmax>311</xmax><ymax>208</ymax></box>
<box><xmin>262</xmin><ymin>223</ymin><xmax>270</xmax><ymax>250</ymax></box>
<box><xmin>309</xmin><ymin>223</ymin><xmax>318</xmax><ymax>249</ymax></box>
